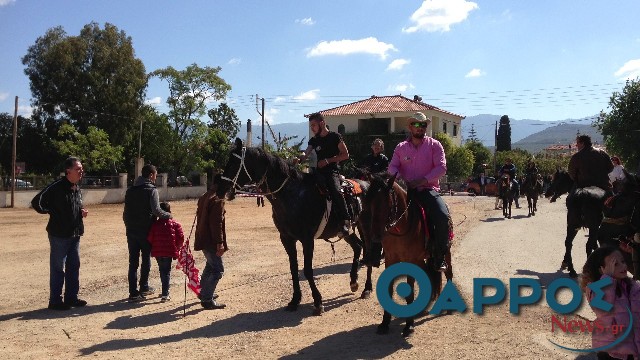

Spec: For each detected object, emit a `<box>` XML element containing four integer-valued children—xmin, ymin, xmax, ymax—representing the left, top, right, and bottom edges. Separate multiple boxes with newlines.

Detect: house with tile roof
<box><xmin>307</xmin><ymin>95</ymin><xmax>465</xmax><ymax>146</ymax></box>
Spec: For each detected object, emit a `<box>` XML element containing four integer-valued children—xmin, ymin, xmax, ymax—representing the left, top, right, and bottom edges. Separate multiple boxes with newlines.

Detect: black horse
<box><xmin>521</xmin><ymin>173</ymin><xmax>543</xmax><ymax>217</ymax></box>
<box><xmin>499</xmin><ymin>175</ymin><xmax>515</xmax><ymax>219</ymax></box>
<box><xmin>217</xmin><ymin>138</ymin><xmax>369</xmax><ymax>315</ymax></box>
<box><xmin>598</xmin><ymin>171</ymin><xmax>640</xmax><ymax>277</ymax></box>
<box><xmin>544</xmin><ymin>169</ymin><xmax>608</xmax><ymax>277</ymax></box>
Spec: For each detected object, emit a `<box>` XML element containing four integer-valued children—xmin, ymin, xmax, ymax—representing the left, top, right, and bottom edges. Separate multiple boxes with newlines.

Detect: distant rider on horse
<box><xmin>568</xmin><ymin>134</ymin><xmax>613</xmax><ymax>193</ymax></box>
<box><xmin>295</xmin><ymin>112</ymin><xmax>352</xmax><ymax>238</ymax></box>
<box><xmin>499</xmin><ymin>158</ymin><xmax>521</xmax><ymax>208</ymax></box>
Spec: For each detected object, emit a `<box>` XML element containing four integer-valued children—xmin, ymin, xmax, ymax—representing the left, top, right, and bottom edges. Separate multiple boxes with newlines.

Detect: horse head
<box><xmin>218</xmin><ymin>138</ymin><xmax>263</xmax><ymax>198</ymax></box>
<box><xmin>545</xmin><ymin>169</ymin><xmax>572</xmax><ymax>202</ymax></box>
<box><xmin>365</xmin><ymin>173</ymin><xmax>402</xmax><ymax>244</ymax></box>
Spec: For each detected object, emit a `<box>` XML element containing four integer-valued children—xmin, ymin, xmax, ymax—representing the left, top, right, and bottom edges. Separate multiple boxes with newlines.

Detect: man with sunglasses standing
<box><xmin>385</xmin><ymin>112</ymin><xmax>451</xmax><ymax>272</ymax></box>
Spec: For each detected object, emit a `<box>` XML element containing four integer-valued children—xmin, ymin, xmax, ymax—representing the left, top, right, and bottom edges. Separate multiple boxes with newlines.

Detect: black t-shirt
<box><xmin>359</xmin><ymin>153</ymin><xmax>389</xmax><ymax>173</ymax></box>
<box><xmin>309</xmin><ymin>131</ymin><xmax>343</xmax><ymax>173</ymax></box>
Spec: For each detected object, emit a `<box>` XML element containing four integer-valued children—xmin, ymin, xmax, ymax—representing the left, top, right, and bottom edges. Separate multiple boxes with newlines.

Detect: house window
<box><xmin>442</xmin><ymin>122</ymin><xmax>447</xmax><ymax>133</ymax></box>
<box><xmin>453</xmin><ymin>124</ymin><xmax>458</xmax><ymax>137</ymax></box>
<box><xmin>338</xmin><ymin>124</ymin><xmax>345</xmax><ymax>134</ymax></box>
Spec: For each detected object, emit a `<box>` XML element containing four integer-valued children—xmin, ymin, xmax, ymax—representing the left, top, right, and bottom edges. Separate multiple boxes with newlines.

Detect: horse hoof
<box><xmin>532</xmin><ymin>212</ymin><xmax>536</xmax><ymax>216</ymax></box>
<box><xmin>569</xmin><ymin>270</ymin><xmax>578</xmax><ymax>278</ymax></box>
<box><xmin>560</xmin><ymin>261</ymin><xmax>568</xmax><ymax>270</ymax></box>
<box><xmin>402</xmin><ymin>326</ymin><xmax>415</xmax><ymax>338</ymax></box>
<box><xmin>313</xmin><ymin>305</ymin><xmax>324</xmax><ymax>316</ymax></box>
<box><xmin>361</xmin><ymin>290</ymin><xmax>372</xmax><ymax>299</ymax></box>
<box><xmin>376</xmin><ymin>324</ymin><xmax>390</xmax><ymax>335</ymax></box>
<box><xmin>285</xmin><ymin>303</ymin><xmax>299</xmax><ymax>312</ymax></box>
<box><xmin>350</xmin><ymin>282</ymin><xmax>359</xmax><ymax>293</ymax></box>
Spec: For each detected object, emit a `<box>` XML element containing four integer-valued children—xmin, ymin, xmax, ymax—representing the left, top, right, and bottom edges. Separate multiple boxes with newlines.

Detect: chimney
<box><xmin>246</xmin><ymin>119</ymin><xmax>252</xmax><ymax>147</ymax></box>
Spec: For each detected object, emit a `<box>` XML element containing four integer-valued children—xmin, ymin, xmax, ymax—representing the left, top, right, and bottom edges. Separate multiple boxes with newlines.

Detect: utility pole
<box><xmin>256</xmin><ymin>95</ymin><xmax>265</xmax><ymax>149</ymax></box>
<box><xmin>11</xmin><ymin>96</ymin><xmax>18</xmax><ymax>208</ymax></box>
<box><xmin>493</xmin><ymin>121</ymin><xmax>497</xmax><ymax>175</ymax></box>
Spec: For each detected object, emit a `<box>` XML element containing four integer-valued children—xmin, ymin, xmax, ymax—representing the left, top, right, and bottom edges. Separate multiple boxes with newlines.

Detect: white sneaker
<box><xmin>161</xmin><ymin>295</ymin><xmax>171</xmax><ymax>302</ymax></box>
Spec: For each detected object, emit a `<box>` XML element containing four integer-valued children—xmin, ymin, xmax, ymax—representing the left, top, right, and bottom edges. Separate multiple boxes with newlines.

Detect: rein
<box><xmin>221</xmin><ymin>146</ymin><xmax>289</xmax><ymax>197</ymax></box>
<box><xmin>385</xmin><ymin>187</ymin><xmax>412</xmax><ymax>236</ymax></box>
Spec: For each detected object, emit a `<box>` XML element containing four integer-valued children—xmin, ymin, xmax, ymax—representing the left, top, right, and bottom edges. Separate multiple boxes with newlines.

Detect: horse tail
<box><xmin>424</xmin><ymin>263</ymin><xmax>442</xmax><ymax>300</ymax></box>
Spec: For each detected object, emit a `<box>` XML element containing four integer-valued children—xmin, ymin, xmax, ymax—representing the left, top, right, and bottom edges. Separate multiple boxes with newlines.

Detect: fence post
<box><xmin>118</xmin><ymin>173</ymin><xmax>128</xmax><ymax>188</ymax></box>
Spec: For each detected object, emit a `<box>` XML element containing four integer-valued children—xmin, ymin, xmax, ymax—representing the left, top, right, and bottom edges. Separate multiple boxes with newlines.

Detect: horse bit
<box><xmin>220</xmin><ymin>147</ymin><xmax>289</xmax><ymax>197</ymax></box>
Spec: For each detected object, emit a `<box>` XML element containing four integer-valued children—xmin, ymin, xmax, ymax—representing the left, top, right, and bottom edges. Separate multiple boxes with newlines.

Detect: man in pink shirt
<box><xmin>387</xmin><ymin>112</ymin><xmax>451</xmax><ymax>272</ymax></box>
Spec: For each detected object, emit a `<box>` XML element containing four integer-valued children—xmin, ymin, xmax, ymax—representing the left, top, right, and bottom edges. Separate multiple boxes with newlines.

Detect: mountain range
<box><xmin>236</xmin><ymin>114</ymin><xmax>604</xmax><ymax>154</ymax></box>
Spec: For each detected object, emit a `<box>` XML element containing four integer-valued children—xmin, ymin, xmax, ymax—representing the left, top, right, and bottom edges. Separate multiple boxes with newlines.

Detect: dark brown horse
<box><xmin>217</xmin><ymin>138</ymin><xmax>369</xmax><ymax>315</ymax></box>
<box><xmin>499</xmin><ymin>174</ymin><xmax>515</xmax><ymax>219</ymax></box>
<box><xmin>521</xmin><ymin>173</ymin><xmax>543</xmax><ymax>217</ymax></box>
<box><xmin>364</xmin><ymin>173</ymin><xmax>450</xmax><ymax>337</ymax></box>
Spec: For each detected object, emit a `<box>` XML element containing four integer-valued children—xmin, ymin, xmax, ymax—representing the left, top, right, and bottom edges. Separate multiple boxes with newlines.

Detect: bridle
<box><xmin>220</xmin><ymin>146</ymin><xmax>289</xmax><ymax>197</ymax></box>
<box><xmin>379</xmin><ymin>184</ymin><xmax>411</xmax><ymax>235</ymax></box>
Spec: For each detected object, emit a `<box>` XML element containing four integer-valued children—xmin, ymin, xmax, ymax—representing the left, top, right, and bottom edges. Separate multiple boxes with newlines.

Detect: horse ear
<box><xmin>234</xmin><ymin>137</ymin><xmax>243</xmax><ymax>149</ymax></box>
<box><xmin>387</xmin><ymin>173</ymin><xmax>398</xmax><ymax>190</ymax></box>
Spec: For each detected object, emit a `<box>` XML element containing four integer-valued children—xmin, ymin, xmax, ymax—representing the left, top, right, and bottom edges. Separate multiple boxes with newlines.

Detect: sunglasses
<box><xmin>410</xmin><ymin>122</ymin><xmax>428</xmax><ymax>129</ymax></box>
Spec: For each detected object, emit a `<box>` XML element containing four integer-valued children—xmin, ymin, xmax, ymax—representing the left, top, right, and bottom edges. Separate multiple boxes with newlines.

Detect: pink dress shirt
<box><xmin>388</xmin><ymin>136</ymin><xmax>447</xmax><ymax>191</ymax></box>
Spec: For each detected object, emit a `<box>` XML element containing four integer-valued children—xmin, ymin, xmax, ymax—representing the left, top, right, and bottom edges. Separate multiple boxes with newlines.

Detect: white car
<box><xmin>10</xmin><ymin>179</ymin><xmax>34</xmax><ymax>189</ymax></box>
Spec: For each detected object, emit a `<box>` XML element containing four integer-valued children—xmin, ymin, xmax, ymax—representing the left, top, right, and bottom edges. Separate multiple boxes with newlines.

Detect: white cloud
<box><xmin>0</xmin><ymin>92</ymin><xmax>8</xmax><ymax>101</ymax></box>
<box><xmin>295</xmin><ymin>17</ymin><xmax>315</xmax><ymax>26</ymax></box>
<box><xmin>145</xmin><ymin>96</ymin><xmax>163</xmax><ymax>106</ymax></box>
<box><xmin>306</xmin><ymin>37</ymin><xmax>397</xmax><ymax>60</ymax></box>
<box><xmin>273</xmin><ymin>96</ymin><xmax>287</xmax><ymax>103</ymax></box>
<box><xmin>465</xmin><ymin>68</ymin><xmax>485</xmax><ymax>78</ymax></box>
<box><xmin>386</xmin><ymin>58</ymin><xmax>411</xmax><ymax>71</ymax></box>
<box><xmin>403</xmin><ymin>0</ymin><xmax>478</xmax><ymax>33</ymax></box>
<box><xmin>388</xmin><ymin>83</ymin><xmax>416</xmax><ymax>92</ymax></box>
<box><xmin>293</xmin><ymin>89</ymin><xmax>320</xmax><ymax>101</ymax></box>
<box><xmin>18</xmin><ymin>105</ymin><xmax>32</xmax><ymax>117</ymax></box>
<box><xmin>0</xmin><ymin>0</ymin><xmax>16</xmax><ymax>7</ymax></box>
<box><xmin>614</xmin><ymin>59</ymin><xmax>640</xmax><ymax>80</ymax></box>
<box><xmin>228</xmin><ymin>57</ymin><xmax>241</xmax><ymax>65</ymax></box>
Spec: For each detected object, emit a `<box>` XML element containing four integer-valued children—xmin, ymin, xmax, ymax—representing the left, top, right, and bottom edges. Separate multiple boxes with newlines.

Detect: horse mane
<box><xmin>244</xmin><ymin>146</ymin><xmax>305</xmax><ymax>183</ymax></box>
<box><xmin>366</xmin><ymin>172</ymin><xmax>407</xmax><ymax>199</ymax></box>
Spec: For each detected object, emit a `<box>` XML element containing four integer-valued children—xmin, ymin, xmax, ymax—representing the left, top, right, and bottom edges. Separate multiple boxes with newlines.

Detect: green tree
<box><xmin>595</xmin><ymin>78</ymin><xmax>640</xmax><ymax>172</ymax></box>
<box><xmin>464</xmin><ymin>140</ymin><xmax>492</xmax><ymax>174</ymax></box>
<box><xmin>447</xmin><ymin>147</ymin><xmax>474</xmax><ymax>181</ymax></box>
<box><xmin>207</xmin><ymin>103</ymin><xmax>241</xmax><ymax>141</ymax></box>
<box><xmin>151</xmin><ymin>63</ymin><xmax>232</xmax><ymax>175</ymax></box>
<box><xmin>22</xmin><ymin>22</ymin><xmax>147</xmax><ymax>156</ymax></box>
<box><xmin>54</xmin><ymin>124</ymin><xmax>124</xmax><ymax>174</ymax></box>
<box><xmin>135</xmin><ymin>105</ymin><xmax>178</xmax><ymax>172</ymax></box>
<box><xmin>466</xmin><ymin>124</ymin><xmax>479</xmax><ymax>143</ymax></box>
<box><xmin>496</xmin><ymin>115</ymin><xmax>512</xmax><ymax>151</ymax></box>
<box><xmin>433</xmin><ymin>132</ymin><xmax>455</xmax><ymax>156</ymax></box>
<box><xmin>0</xmin><ymin>113</ymin><xmax>60</xmax><ymax>175</ymax></box>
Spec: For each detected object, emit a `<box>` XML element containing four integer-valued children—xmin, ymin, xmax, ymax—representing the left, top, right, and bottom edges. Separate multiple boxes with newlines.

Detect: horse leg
<box><xmin>342</xmin><ymin>232</ymin><xmax>362</xmax><ymax>292</ymax></box>
<box><xmin>301</xmin><ymin>238</ymin><xmax>323</xmax><ymax>315</ymax></box>
<box><xmin>376</xmin><ymin>280</ymin><xmax>393</xmax><ymax>335</ymax></box>
<box><xmin>402</xmin><ymin>277</ymin><xmax>416</xmax><ymax>338</ymax></box>
<box><xmin>532</xmin><ymin>196</ymin><xmax>537</xmax><ymax>215</ymax></box>
<box><xmin>507</xmin><ymin>199</ymin><xmax>512</xmax><ymax>219</ymax></box>
<box><xmin>362</xmin><ymin>265</ymin><xmax>373</xmax><ymax>299</ymax></box>
<box><xmin>562</xmin><ymin>227</ymin><xmax>579</xmax><ymax>277</ymax></box>
<box><xmin>281</xmin><ymin>236</ymin><xmax>302</xmax><ymax>311</ymax></box>
<box><xmin>586</xmin><ymin>227</ymin><xmax>599</xmax><ymax>257</ymax></box>
<box><xmin>527</xmin><ymin>195</ymin><xmax>533</xmax><ymax>217</ymax></box>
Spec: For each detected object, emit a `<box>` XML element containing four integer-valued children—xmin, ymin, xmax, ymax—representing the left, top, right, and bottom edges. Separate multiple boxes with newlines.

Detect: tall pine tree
<box><xmin>496</xmin><ymin>115</ymin><xmax>511</xmax><ymax>151</ymax></box>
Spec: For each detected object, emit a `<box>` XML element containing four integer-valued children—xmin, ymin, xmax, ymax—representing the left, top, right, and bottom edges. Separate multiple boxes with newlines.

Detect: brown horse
<box><xmin>364</xmin><ymin>173</ymin><xmax>451</xmax><ymax>337</ymax></box>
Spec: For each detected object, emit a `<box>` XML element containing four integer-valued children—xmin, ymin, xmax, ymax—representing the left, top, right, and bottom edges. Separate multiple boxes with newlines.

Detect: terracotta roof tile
<box><xmin>310</xmin><ymin>95</ymin><xmax>464</xmax><ymax>118</ymax></box>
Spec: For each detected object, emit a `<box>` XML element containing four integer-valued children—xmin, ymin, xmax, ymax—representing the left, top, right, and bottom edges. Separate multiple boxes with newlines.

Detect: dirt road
<box><xmin>0</xmin><ymin>195</ymin><xmax>599</xmax><ymax>359</ymax></box>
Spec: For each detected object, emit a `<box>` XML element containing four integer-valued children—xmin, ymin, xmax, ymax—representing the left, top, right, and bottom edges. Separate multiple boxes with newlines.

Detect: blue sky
<box><xmin>1</xmin><ymin>0</ymin><xmax>639</xmax><ymax>128</ymax></box>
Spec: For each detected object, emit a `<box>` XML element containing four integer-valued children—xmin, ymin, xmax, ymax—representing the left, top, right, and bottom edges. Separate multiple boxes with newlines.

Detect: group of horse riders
<box><xmin>295</xmin><ymin>112</ymin><xmax>451</xmax><ymax>273</ymax></box>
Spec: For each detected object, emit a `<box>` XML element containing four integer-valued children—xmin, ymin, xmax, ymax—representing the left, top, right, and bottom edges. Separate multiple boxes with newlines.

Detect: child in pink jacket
<box><xmin>582</xmin><ymin>245</ymin><xmax>640</xmax><ymax>359</ymax></box>
<box><xmin>147</xmin><ymin>202</ymin><xmax>184</xmax><ymax>301</ymax></box>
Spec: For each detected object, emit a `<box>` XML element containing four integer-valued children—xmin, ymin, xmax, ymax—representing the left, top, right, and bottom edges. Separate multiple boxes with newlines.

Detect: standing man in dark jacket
<box><xmin>194</xmin><ymin>174</ymin><xmax>228</xmax><ymax>309</ymax></box>
<box><xmin>123</xmin><ymin>164</ymin><xmax>172</xmax><ymax>302</ymax></box>
<box><xmin>32</xmin><ymin>157</ymin><xmax>88</xmax><ymax>311</ymax></box>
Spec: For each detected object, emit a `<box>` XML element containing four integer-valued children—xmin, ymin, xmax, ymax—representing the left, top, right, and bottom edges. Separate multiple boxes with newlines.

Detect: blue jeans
<box><xmin>49</xmin><ymin>235</ymin><xmax>80</xmax><ymax>304</ymax></box>
<box><xmin>200</xmin><ymin>249</ymin><xmax>224</xmax><ymax>302</ymax></box>
<box><xmin>156</xmin><ymin>257</ymin><xmax>172</xmax><ymax>297</ymax></box>
<box><xmin>127</xmin><ymin>234</ymin><xmax>152</xmax><ymax>297</ymax></box>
